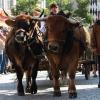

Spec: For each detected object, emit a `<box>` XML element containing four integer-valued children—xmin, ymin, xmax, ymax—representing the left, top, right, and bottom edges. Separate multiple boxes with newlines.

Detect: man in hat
<box><xmin>49</xmin><ymin>3</ymin><xmax>59</xmax><ymax>15</ymax></box>
<box><xmin>33</xmin><ymin>8</ymin><xmax>41</xmax><ymax>17</ymax></box>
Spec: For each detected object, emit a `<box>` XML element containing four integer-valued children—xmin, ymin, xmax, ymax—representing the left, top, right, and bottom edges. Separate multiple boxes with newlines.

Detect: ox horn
<box><xmin>3</xmin><ymin>9</ymin><xmax>15</xmax><ymax>19</ymax></box>
<box><xmin>67</xmin><ymin>17</ymin><xmax>80</xmax><ymax>24</ymax></box>
<box><xmin>32</xmin><ymin>9</ymin><xmax>47</xmax><ymax>21</ymax></box>
<box><xmin>39</xmin><ymin>9</ymin><xmax>44</xmax><ymax>17</ymax></box>
<box><xmin>32</xmin><ymin>17</ymin><xmax>48</xmax><ymax>21</ymax></box>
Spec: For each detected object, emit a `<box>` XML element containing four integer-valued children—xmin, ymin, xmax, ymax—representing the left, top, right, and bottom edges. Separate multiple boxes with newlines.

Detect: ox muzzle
<box><xmin>15</xmin><ymin>29</ymin><xmax>29</xmax><ymax>43</ymax></box>
<box><xmin>48</xmin><ymin>42</ymin><xmax>60</xmax><ymax>53</ymax></box>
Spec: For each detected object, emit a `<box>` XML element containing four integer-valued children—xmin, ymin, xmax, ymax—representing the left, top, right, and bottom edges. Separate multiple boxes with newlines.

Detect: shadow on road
<box><xmin>0</xmin><ymin>72</ymin><xmax>100</xmax><ymax>100</ymax></box>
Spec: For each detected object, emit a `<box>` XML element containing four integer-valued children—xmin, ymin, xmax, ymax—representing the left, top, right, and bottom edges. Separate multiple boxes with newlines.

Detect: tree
<box><xmin>11</xmin><ymin>0</ymin><xmax>38</xmax><ymax>15</ymax></box>
<box><xmin>74</xmin><ymin>0</ymin><xmax>93</xmax><ymax>24</ymax></box>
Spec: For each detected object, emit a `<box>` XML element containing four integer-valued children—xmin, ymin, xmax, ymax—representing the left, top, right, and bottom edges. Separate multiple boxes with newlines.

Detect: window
<box><xmin>7</xmin><ymin>0</ymin><xmax>13</xmax><ymax>9</ymax></box>
<box><xmin>0</xmin><ymin>0</ymin><xmax>4</xmax><ymax>8</ymax></box>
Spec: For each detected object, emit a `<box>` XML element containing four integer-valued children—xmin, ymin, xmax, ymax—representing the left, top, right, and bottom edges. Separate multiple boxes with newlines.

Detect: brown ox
<box><xmin>5</xmin><ymin>14</ymin><xmax>43</xmax><ymax>96</ymax></box>
<box><xmin>46</xmin><ymin>16</ymin><xmax>90</xmax><ymax>98</ymax></box>
<box><xmin>36</xmin><ymin>15</ymin><xmax>90</xmax><ymax>98</ymax></box>
<box><xmin>91</xmin><ymin>20</ymin><xmax>100</xmax><ymax>88</ymax></box>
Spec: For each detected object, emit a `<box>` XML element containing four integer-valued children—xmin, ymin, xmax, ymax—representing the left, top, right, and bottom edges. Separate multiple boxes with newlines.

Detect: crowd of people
<box><xmin>0</xmin><ymin>25</ymin><xmax>9</xmax><ymax>74</ymax></box>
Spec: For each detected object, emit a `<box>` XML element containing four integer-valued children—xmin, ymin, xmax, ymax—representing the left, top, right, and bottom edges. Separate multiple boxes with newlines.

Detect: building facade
<box><xmin>0</xmin><ymin>0</ymin><xmax>16</xmax><ymax>13</ymax></box>
<box><xmin>90</xmin><ymin>0</ymin><xmax>98</xmax><ymax>21</ymax></box>
<box><xmin>70</xmin><ymin>0</ymin><xmax>100</xmax><ymax>21</ymax></box>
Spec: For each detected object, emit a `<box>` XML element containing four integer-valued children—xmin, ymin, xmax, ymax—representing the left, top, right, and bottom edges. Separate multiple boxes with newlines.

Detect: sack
<box><xmin>0</xmin><ymin>39</ymin><xmax>5</xmax><ymax>50</ymax></box>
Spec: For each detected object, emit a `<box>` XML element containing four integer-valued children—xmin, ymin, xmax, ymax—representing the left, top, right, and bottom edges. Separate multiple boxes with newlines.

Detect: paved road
<box><xmin>0</xmin><ymin>71</ymin><xmax>100</xmax><ymax>100</ymax></box>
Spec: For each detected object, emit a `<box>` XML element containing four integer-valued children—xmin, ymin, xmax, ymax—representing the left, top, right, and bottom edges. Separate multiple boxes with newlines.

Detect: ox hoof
<box><xmin>93</xmin><ymin>74</ymin><xmax>97</xmax><ymax>78</ymax></box>
<box><xmin>30</xmin><ymin>83</ymin><xmax>37</xmax><ymax>94</ymax></box>
<box><xmin>30</xmin><ymin>89</ymin><xmax>37</xmax><ymax>94</ymax></box>
<box><xmin>33</xmin><ymin>90</ymin><xmax>37</xmax><ymax>94</ymax></box>
<box><xmin>69</xmin><ymin>92</ymin><xmax>77</xmax><ymax>98</ymax></box>
<box><xmin>53</xmin><ymin>91</ymin><xmax>61</xmax><ymax>97</ymax></box>
<box><xmin>25</xmin><ymin>88</ymin><xmax>31</xmax><ymax>93</ymax></box>
<box><xmin>18</xmin><ymin>92</ymin><xmax>25</xmax><ymax>96</ymax></box>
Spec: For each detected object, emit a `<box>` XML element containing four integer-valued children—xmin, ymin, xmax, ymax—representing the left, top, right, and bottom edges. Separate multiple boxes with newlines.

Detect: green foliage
<box><xmin>43</xmin><ymin>8</ymin><xmax>49</xmax><ymax>15</ymax></box>
<box><xmin>11</xmin><ymin>0</ymin><xmax>93</xmax><ymax>24</ymax></box>
<box><xmin>76</xmin><ymin>0</ymin><xmax>90</xmax><ymax>8</ymax></box>
<box><xmin>85</xmin><ymin>13</ymin><xmax>93</xmax><ymax>24</ymax></box>
<box><xmin>11</xmin><ymin>0</ymin><xmax>72</xmax><ymax>15</ymax></box>
<box><xmin>11</xmin><ymin>0</ymin><xmax>38</xmax><ymax>15</ymax></box>
<box><xmin>74</xmin><ymin>0</ymin><xmax>93</xmax><ymax>24</ymax></box>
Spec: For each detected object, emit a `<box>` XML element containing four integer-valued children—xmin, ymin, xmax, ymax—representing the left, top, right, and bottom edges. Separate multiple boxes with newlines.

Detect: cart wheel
<box><xmin>84</xmin><ymin>64</ymin><xmax>90</xmax><ymax>80</ymax></box>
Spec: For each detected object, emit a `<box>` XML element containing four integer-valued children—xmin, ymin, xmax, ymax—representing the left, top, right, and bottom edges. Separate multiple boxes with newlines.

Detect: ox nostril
<box><xmin>16</xmin><ymin>35</ymin><xmax>24</xmax><ymax>40</ymax></box>
<box><xmin>48</xmin><ymin>43</ymin><xmax>59</xmax><ymax>53</ymax></box>
<box><xmin>20</xmin><ymin>32</ymin><xmax>24</xmax><ymax>37</ymax></box>
<box><xmin>49</xmin><ymin>45</ymin><xmax>58</xmax><ymax>51</ymax></box>
<box><xmin>24</xmin><ymin>36</ymin><xmax>27</xmax><ymax>41</ymax></box>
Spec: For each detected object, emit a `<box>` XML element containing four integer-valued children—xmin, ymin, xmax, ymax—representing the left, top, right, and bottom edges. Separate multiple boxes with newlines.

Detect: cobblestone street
<box><xmin>0</xmin><ymin>71</ymin><xmax>100</xmax><ymax>100</ymax></box>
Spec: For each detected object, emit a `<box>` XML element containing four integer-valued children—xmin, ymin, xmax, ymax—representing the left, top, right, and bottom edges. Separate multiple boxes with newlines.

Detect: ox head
<box><xmin>92</xmin><ymin>20</ymin><xmax>100</xmax><ymax>36</ymax></box>
<box><xmin>5</xmin><ymin>14</ymin><xmax>38</xmax><ymax>44</ymax></box>
<box><xmin>46</xmin><ymin>15</ymin><xmax>80</xmax><ymax>53</ymax></box>
<box><xmin>32</xmin><ymin>15</ymin><xmax>80</xmax><ymax>53</ymax></box>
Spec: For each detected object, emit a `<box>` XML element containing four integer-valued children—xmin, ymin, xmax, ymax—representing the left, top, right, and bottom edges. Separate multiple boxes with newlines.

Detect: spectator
<box><xmin>0</xmin><ymin>26</ymin><xmax>5</xmax><ymax>74</ymax></box>
<box><xmin>49</xmin><ymin>3</ymin><xmax>59</xmax><ymax>15</ymax></box>
<box><xmin>0</xmin><ymin>26</ymin><xmax>8</xmax><ymax>74</ymax></box>
<box><xmin>33</xmin><ymin>8</ymin><xmax>41</xmax><ymax>17</ymax></box>
<box><xmin>42</xmin><ymin>3</ymin><xmax>59</xmax><ymax>40</ymax></box>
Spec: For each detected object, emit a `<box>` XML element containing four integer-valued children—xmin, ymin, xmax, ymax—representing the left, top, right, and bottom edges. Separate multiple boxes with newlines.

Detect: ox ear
<box><xmin>5</xmin><ymin>19</ymin><xmax>15</xmax><ymax>27</ymax></box>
